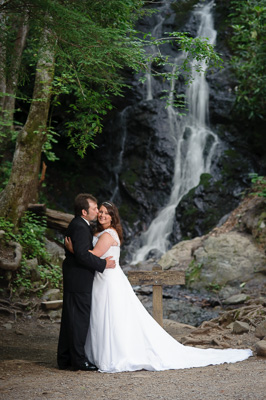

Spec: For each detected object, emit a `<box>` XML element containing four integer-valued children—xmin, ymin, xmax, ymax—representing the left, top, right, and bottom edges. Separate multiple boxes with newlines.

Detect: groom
<box><xmin>57</xmin><ymin>193</ymin><xmax>115</xmax><ymax>371</ymax></box>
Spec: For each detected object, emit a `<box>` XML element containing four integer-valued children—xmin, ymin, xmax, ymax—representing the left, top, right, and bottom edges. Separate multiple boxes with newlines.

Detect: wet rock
<box><xmin>172</xmin><ymin>168</ymin><xmax>254</xmax><ymax>243</ymax></box>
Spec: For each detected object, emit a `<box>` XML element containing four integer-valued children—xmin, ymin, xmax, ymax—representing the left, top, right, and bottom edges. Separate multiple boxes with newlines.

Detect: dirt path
<box><xmin>0</xmin><ymin>315</ymin><xmax>265</xmax><ymax>400</ymax></box>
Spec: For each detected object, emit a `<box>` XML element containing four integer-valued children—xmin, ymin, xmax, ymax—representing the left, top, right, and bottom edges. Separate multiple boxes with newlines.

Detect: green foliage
<box><xmin>206</xmin><ymin>283</ymin><xmax>222</xmax><ymax>293</ymax></box>
<box><xmin>42</xmin><ymin>127</ymin><xmax>60</xmax><ymax>162</ymax></box>
<box><xmin>12</xmin><ymin>262</ymin><xmax>32</xmax><ymax>293</ymax></box>
<box><xmin>39</xmin><ymin>263</ymin><xmax>63</xmax><ymax>290</ymax></box>
<box><xmin>185</xmin><ymin>260</ymin><xmax>203</xmax><ymax>285</ymax></box>
<box><xmin>199</xmin><ymin>173</ymin><xmax>212</xmax><ymax>189</ymax></box>
<box><xmin>229</xmin><ymin>0</ymin><xmax>266</xmax><ymax>120</ymax></box>
<box><xmin>0</xmin><ymin>160</ymin><xmax>12</xmax><ymax>192</ymax></box>
<box><xmin>160</xmin><ymin>90</ymin><xmax>187</xmax><ymax>114</ymax></box>
<box><xmin>0</xmin><ymin>217</ymin><xmax>17</xmax><ymax>243</ymax></box>
<box><xmin>1</xmin><ymin>212</ymin><xmax>49</xmax><ymax>271</ymax></box>
<box><xmin>249</xmin><ymin>173</ymin><xmax>266</xmax><ymax>197</ymax></box>
<box><xmin>12</xmin><ymin>261</ymin><xmax>63</xmax><ymax>295</ymax></box>
<box><xmin>18</xmin><ymin>212</ymin><xmax>48</xmax><ymax>261</ymax></box>
<box><xmin>0</xmin><ymin>212</ymin><xmax>63</xmax><ymax>294</ymax></box>
<box><xmin>146</xmin><ymin>32</ymin><xmax>222</xmax><ymax>84</ymax></box>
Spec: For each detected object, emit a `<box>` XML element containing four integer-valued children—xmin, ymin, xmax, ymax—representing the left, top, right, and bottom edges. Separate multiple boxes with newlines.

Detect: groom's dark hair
<box><xmin>74</xmin><ymin>193</ymin><xmax>97</xmax><ymax>217</ymax></box>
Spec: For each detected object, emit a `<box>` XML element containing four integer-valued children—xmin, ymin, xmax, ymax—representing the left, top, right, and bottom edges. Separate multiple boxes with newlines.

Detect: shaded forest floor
<box><xmin>0</xmin><ymin>313</ymin><xmax>265</xmax><ymax>400</ymax></box>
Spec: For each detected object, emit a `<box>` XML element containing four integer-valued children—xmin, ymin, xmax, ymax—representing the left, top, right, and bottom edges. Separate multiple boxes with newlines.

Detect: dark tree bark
<box><xmin>0</xmin><ymin>4</ymin><xmax>7</xmax><ymax>113</ymax></box>
<box><xmin>0</xmin><ymin>10</ymin><xmax>29</xmax><ymax>135</ymax></box>
<box><xmin>0</xmin><ymin>26</ymin><xmax>55</xmax><ymax>227</ymax></box>
<box><xmin>4</xmin><ymin>14</ymin><xmax>29</xmax><ymax>129</ymax></box>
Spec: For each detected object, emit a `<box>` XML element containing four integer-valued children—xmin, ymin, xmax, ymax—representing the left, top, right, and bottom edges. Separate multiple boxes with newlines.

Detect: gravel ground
<box><xmin>0</xmin><ymin>315</ymin><xmax>265</xmax><ymax>400</ymax></box>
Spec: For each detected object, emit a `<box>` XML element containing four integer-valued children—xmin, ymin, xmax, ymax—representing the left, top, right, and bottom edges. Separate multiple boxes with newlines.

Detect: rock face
<box><xmin>159</xmin><ymin>194</ymin><xmax>266</xmax><ymax>298</ymax></box>
<box><xmin>191</xmin><ymin>232</ymin><xmax>265</xmax><ymax>289</ymax></box>
<box><xmin>159</xmin><ymin>236</ymin><xmax>204</xmax><ymax>271</ymax></box>
<box><xmin>162</xmin><ymin>231</ymin><xmax>266</xmax><ymax>298</ymax></box>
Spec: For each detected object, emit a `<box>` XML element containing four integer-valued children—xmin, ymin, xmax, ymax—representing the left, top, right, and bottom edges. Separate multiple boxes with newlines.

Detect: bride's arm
<box><xmin>90</xmin><ymin>233</ymin><xmax>117</xmax><ymax>257</ymax></box>
<box><xmin>65</xmin><ymin>232</ymin><xmax>117</xmax><ymax>258</ymax></box>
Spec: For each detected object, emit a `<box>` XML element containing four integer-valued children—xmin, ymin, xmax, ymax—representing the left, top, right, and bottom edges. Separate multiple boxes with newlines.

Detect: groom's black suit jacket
<box><xmin>63</xmin><ymin>216</ymin><xmax>106</xmax><ymax>293</ymax></box>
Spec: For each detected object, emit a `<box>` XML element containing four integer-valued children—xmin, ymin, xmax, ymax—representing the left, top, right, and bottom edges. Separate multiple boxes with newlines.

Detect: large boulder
<box><xmin>186</xmin><ymin>231</ymin><xmax>266</xmax><ymax>295</ymax></box>
<box><xmin>159</xmin><ymin>220</ymin><xmax>266</xmax><ymax>299</ymax></box>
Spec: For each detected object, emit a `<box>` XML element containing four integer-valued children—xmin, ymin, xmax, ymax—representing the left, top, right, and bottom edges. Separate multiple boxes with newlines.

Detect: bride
<box><xmin>66</xmin><ymin>201</ymin><xmax>252</xmax><ymax>373</ymax></box>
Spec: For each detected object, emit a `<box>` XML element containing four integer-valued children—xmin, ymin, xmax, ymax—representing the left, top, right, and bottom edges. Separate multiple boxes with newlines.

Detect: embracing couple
<box><xmin>57</xmin><ymin>193</ymin><xmax>252</xmax><ymax>373</ymax></box>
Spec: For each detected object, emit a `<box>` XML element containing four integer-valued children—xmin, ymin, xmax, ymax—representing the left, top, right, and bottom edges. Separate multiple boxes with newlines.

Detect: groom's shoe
<box><xmin>74</xmin><ymin>362</ymin><xmax>98</xmax><ymax>371</ymax></box>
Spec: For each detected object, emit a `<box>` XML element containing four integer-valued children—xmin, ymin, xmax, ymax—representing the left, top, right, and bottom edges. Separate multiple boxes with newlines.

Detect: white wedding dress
<box><xmin>84</xmin><ymin>229</ymin><xmax>252</xmax><ymax>373</ymax></box>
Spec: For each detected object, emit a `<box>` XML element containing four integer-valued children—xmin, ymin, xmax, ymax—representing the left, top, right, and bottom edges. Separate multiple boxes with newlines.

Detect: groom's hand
<box><xmin>105</xmin><ymin>256</ymin><xmax>116</xmax><ymax>269</ymax></box>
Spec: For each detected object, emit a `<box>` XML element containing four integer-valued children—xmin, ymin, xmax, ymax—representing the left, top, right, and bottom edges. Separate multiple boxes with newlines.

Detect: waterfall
<box><xmin>145</xmin><ymin>1</ymin><xmax>172</xmax><ymax>100</ymax></box>
<box><xmin>132</xmin><ymin>0</ymin><xmax>219</xmax><ymax>264</ymax></box>
<box><xmin>111</xmin><ymin>107</ymin><xmax>129</xmax><ymax>203</ymax></box>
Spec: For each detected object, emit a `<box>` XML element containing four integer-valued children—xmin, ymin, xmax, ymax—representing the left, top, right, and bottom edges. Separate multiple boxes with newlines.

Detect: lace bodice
<box><xmin>93</xmin><ymin>228</ymin><xmax>120</xmax><ymax>246</ymax></box>
<box><xmin>93</xmin><ymin>228</ymin><xmax>120</xmax><ymax>267</ymax></box>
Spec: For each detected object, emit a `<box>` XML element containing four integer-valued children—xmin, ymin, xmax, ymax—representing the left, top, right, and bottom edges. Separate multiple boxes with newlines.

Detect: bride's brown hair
<box><xmin>96</xmin><ymin>201</ymin><xmax>123</xmax><ymax>243</ymax></box>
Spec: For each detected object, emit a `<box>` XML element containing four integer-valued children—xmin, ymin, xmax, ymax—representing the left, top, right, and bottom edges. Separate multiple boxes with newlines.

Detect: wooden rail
<box><xmin>128</xmin><ymin>266</ymin><xmax>185</xmax><ymax>327</ymax></box>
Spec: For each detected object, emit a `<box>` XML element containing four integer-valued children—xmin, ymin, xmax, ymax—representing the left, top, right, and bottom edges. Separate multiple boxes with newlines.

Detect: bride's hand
<box><xmin>65</xmin><ymin>236</ymin><xmax>74</xmax><ymax>253</ymax></box>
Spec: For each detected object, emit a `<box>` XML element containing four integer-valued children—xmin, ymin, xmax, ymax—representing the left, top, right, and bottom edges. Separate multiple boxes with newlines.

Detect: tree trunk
<box><xmin>0</xmin><ymin>4</ymin><xmax>7</xmax><ymax>113</ymax></box>
<box><xmin>0</xmin><ymin>26</ymin><xmax>55</xmax><ymax>227</ymax></box>
<box><xmin>4</xmin><ymin>14</ymin><xmax>29</xmax><ymax>130</ymax></box>
<box><xmin>0</xmin><ymin>10</ymin><xmax>29</xmax><ymax>160</ymax></box>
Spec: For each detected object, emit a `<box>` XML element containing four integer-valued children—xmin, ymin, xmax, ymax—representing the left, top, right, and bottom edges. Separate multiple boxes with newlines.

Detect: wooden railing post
<box><xmin>152</xmin><ymin>266</ymin><xmax>163</xmax><ymax>326</ymax></box>
<box><xmin>127</xmin><ymin>266</ymin><xmax>185</xmax><ymax>328</ymax></box>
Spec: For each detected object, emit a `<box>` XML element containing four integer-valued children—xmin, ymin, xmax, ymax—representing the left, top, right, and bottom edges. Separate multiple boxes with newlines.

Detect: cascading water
<box><xmin>145</xmin><ymin>0</ymin><xmax>177</xmax><ymax>100</ymax></box>
<box><xmin>145</xmin><ymin>12</ymin><xmax>165</xmax><ymax>100</ymax></box>
<box><xmin>132</xmin><ymin>0</ymin><xmax>219</xmax><ymax>264</ymax></box>
<box><xmin>111</xmin><ymin>1</ymin><xmax>172</xmax><ymax>201</ymax></box>
<box><xmin>111</xmin><ymin>107</ymin><xmax>129</xmax><ymax>203</ymax></box>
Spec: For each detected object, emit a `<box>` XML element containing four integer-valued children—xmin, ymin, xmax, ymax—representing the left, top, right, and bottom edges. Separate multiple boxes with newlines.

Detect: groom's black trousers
<box><xmin>57</xmin><ymin>291</ymin><xmax>91</xmax><ymax>369</ymax></box>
